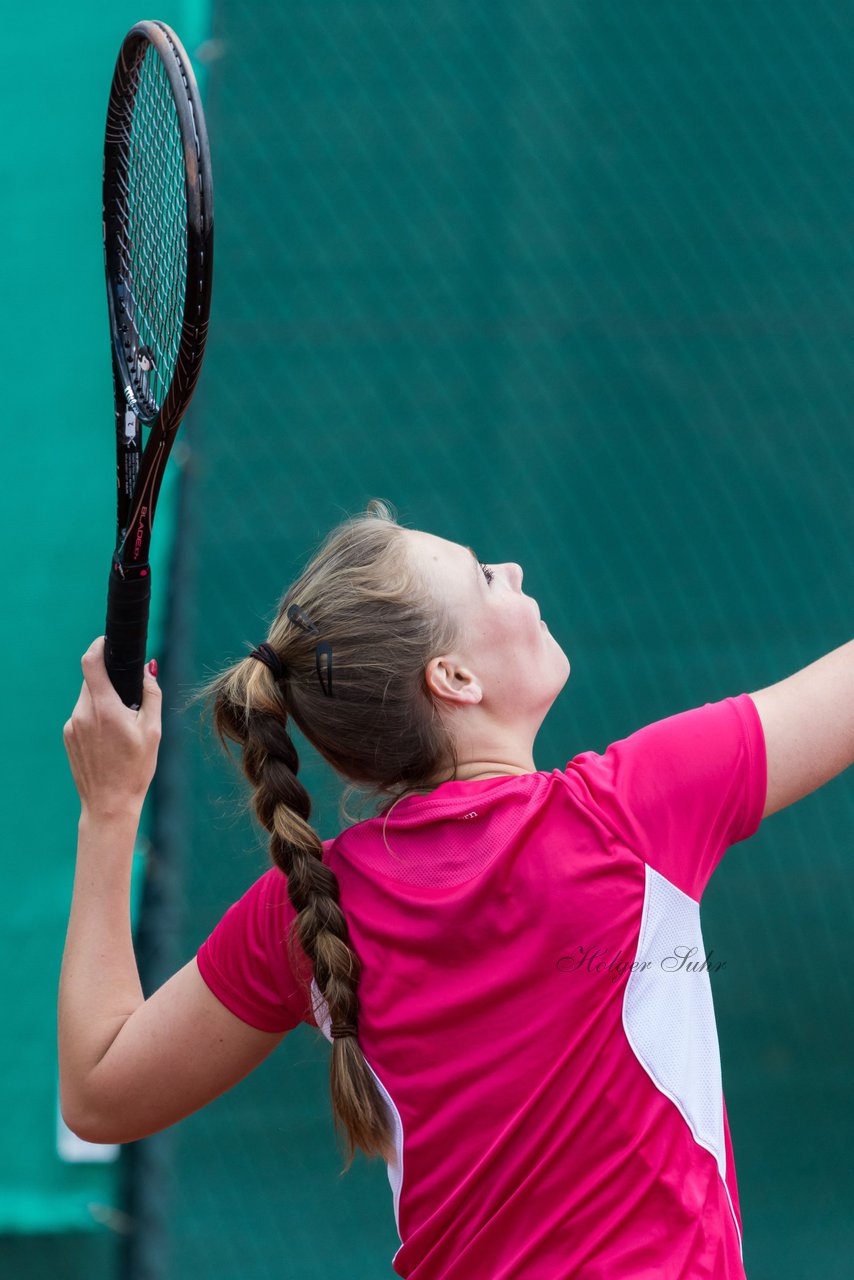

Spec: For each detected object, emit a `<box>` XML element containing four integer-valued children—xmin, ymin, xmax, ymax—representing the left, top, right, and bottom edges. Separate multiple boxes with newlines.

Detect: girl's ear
<box><xmin>425</xmin><ymin>655</ymin><xmax>483</xmax><ymax>706</ymax></box>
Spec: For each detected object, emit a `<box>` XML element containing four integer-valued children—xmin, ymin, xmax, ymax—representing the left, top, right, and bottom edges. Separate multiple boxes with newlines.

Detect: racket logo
<box><xmin>133</xmin><ymin>506</ymin><xmax>149</xmax><ymax>560</ymax></box>
<box><xmin>123</xmin><ymin>383</ymin><xmax>141</xmax><ymax>415</ymax></box>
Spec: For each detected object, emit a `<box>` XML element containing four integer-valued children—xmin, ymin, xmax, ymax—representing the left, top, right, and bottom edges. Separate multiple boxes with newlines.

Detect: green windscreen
<box><xmin>3</xmin><ymin>3</ymin><xmax>853</xmax><ymax>1279</ymax></box>
<box><xmin>0</xmin><ymin>4</ymin><xmax>209</xmax><ymax>1279</ymax></box>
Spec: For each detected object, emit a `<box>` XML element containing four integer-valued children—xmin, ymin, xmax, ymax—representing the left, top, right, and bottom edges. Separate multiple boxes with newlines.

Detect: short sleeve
<box><xmin>566</xmin><ymin>693</ymin><xmax>767</xmax><ymax>900</ymax></box>
<box><xmin>196</xmin><ymin>866</ymin><xmax>312</xmax><ymax>1033</ymax></box>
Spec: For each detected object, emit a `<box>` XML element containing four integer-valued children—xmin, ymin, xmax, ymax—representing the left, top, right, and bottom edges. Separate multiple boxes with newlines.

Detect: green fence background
<box><xmin>0</xmin><ymin>2</ymin><xmax>210</xmax><ymax>1276</ymax></box>
<box><xmin>3</xmin><ymin>1</ymin><xmax>853</xmax><ymax>1277</ymax></box>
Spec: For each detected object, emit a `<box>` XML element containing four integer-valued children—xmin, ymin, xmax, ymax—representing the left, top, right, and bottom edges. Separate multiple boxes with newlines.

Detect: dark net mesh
<box><xmin>152</xmin><ymin>2</ymin><xmax>854</xmax><ymax>1278</ymax></box>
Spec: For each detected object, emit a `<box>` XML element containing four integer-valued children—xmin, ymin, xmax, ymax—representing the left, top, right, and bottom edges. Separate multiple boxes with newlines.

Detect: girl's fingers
<box><xmin>80</xmin><ymin>637</ymin><xmax>115</xmax><ymax>702</ymax></box>
<box><xmin>137</xmin><ymin>661</ymin><xmax>162</xmax><ymax>732</ymax></box>
<box><xmin>70</xmin><ymin>676</ymin><xmax>94</xmax><ymax>722</ymax></box>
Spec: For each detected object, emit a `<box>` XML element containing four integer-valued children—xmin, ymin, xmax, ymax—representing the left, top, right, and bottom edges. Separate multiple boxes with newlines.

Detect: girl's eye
<box><xmin>480</xmin><ymin>563</ymin><xmax>495</xmax><ymax>585</ymax></box>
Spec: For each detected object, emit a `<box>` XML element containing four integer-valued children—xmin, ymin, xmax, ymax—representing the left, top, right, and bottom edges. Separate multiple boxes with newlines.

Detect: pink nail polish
<box><xmin>148</xmin><ymin>659</ymin><xmax>158</xmax><ymax>678</ymax></box>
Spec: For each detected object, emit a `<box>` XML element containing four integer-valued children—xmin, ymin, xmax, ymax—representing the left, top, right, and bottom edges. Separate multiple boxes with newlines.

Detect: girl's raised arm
<box><xmin>59</xmin><ymin>639</ymin><xmax>286</xmax><ymax>1144</ymax></box>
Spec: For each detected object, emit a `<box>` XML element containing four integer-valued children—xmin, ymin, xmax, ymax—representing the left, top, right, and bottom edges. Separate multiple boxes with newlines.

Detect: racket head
<box><xmin>103</xmin><ymin>19</ymin><xmax>213</xmax><ymax>432</ymax></box>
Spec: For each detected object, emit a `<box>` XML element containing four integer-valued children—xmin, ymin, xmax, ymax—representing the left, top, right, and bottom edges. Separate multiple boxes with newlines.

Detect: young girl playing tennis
<box><xmin>60</xmin><ymin>501</ymin><xmax>853</xmax><ymax>1278</ymax></box>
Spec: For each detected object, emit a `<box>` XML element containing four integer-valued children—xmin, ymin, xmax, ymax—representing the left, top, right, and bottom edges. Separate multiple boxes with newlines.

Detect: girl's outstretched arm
<box><xmin>750</xmin><ymin>637</ymin><xmax>854</xmax><ymax>820</ymax></box>
<box><xmin>59</xmin><ymin>638</ymin><xmax>285</xmax><ymax>1144</ymax></box>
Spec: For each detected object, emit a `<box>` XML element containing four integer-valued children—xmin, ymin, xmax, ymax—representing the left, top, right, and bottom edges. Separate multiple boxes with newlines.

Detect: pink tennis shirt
<box><xmin>196</xmin><ymin>693</ymin><xmax>767</xmax><ymax>1279</ymax></box>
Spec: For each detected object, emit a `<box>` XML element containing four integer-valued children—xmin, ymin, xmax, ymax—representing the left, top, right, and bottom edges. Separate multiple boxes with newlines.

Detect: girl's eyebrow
<box><xmin>465</xmin><ymin>546</ymin><xmax>482</xmax><ymax>580</ymax></box>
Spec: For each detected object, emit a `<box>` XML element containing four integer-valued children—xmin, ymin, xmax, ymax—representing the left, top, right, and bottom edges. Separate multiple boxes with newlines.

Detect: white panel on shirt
<box><xmin>622</xmin><ymin>864</ymin><xmax>742</xmax><ymax>1252</ymax></box>
<box><xmin>623</xmin><ymin>864</ymin><xmax>726</xmax><ymax>1170</ymax></box>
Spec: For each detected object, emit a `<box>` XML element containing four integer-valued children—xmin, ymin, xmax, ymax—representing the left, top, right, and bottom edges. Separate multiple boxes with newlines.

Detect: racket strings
<box><xmin>116</xmin><ymin>45</ymin><xmax>189</xmax><ymax>417</ymax></box>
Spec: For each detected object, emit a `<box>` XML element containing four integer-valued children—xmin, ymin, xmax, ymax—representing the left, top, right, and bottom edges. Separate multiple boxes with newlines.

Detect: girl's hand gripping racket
<box><xmin>103</xmin><ymin>20</ymin><xmax>213</xmax><ymax>708</ymax></box>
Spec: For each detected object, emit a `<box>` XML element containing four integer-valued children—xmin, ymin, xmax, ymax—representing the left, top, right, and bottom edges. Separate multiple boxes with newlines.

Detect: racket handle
<box><xmin>105</xmin><ymin>562</ymin><xmax>152</xmax><ymax>710</ymax></box>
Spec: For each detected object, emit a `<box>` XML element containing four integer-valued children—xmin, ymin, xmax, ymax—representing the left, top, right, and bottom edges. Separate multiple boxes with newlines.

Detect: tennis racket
<box><xmin>103</xmin><ymin>20</ymin><xmax>213</xmax><ymax>708</ymax></box>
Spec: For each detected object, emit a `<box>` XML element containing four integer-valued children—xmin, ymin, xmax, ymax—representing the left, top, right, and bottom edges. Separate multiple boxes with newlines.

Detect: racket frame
<box><xmin>102</xmin><ymin>20</ymin><xmax>213</xmax><ymax>707</ymax></box>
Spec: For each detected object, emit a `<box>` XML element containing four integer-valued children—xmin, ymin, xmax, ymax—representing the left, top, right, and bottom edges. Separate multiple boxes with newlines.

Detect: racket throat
<box><xmin>111</xmin><ymin>557</ymin><xmax>150</xmax><ymax>583</ymax></box>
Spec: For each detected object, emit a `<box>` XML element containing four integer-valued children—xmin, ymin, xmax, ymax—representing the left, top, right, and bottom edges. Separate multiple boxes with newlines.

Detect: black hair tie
<box><xmin>329</xmin><ymin>1022</ymin><xmax>358</xmax><ymax>1040</ymax></box>
<box><xmin>250</xmin><ymin>607</ymin><xmax>333</xmax><ymax>697</ymax></box>
<box><xmin>249</xmin><ymin>642</ymin><xmax>286</xmax><ymax>680</ymax></box>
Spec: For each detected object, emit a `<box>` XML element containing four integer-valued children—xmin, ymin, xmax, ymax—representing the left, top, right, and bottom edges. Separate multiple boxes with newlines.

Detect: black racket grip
<box><xmin>105</xmin><ymin>563</ymin><xmax>152</xmax><ymax>709</ymax></box>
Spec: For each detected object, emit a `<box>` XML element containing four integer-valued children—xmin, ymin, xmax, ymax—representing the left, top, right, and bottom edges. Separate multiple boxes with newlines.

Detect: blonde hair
<box><xmin>207</xmin><ymin>500</ymin><xmax>460</xmax><ymax>1166</ymax></box>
